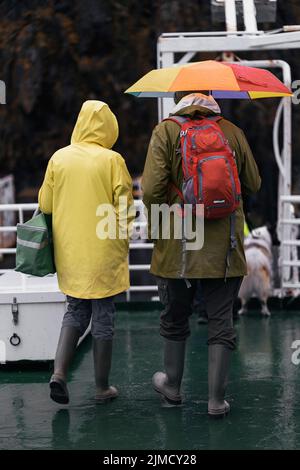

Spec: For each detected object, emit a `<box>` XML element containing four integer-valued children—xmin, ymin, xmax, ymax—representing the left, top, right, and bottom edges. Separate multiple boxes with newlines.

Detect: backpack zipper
<box><xmin>224</xmin><ymin>159</ymin><xmax>239</xmax><ymax>202</ymax></box>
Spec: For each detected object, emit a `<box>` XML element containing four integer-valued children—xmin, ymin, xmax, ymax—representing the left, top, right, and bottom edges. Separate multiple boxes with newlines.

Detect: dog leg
<box><xmin>261</xmin><ymin>300</ymin><xmax>271</xmax><ymax>317</ymax></box>
<box><xmin>238</xmin><ymin>298</ymin><xmax>248</xmax><ymax>315</ymax></box>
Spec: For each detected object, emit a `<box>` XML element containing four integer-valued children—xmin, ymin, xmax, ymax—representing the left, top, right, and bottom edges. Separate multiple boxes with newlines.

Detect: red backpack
<box><xmin>165</xmin><ymin>114</ymin><xmax>242</xmax><ymax>276</ymax></box>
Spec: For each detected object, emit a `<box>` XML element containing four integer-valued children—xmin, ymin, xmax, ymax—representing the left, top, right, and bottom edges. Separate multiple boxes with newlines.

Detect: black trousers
<box><xmin>156</xmin><ymin>276</ymin><xmax>243</xmax><ymax>350</ymax></box>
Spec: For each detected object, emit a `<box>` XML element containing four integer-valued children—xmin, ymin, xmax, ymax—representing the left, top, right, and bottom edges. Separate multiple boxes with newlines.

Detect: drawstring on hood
<box><xmin>71</xmin><ymin>100</ymin><xmax>119</xmax><ymax>149</ymax></box>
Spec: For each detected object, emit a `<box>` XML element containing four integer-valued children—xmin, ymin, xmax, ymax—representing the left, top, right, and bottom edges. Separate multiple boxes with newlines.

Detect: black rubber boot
<box><xmin>49</xmin><ymin>326</ymin><xmax>80</xmax><ymax>404</ymax></box>
<box><xmin>152</xmin><ymin>339</ymin><xmax>186</xmax><ymax>406</ymax></box>
<box><xmin>208</xmin><ymin>344</ymin><xmax>231</xmax><ymax>418</ymax></box>
<box><xmin>93</xmin><ymin>339</ymin><xmax>118</xmax><ymax>403</ymax></box>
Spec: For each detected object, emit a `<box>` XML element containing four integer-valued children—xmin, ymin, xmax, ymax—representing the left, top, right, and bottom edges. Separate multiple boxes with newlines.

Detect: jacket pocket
<box><xmin>156</xmin><ymin>276</ymin><xmax>169</xmax><ymax>306</ymax></box>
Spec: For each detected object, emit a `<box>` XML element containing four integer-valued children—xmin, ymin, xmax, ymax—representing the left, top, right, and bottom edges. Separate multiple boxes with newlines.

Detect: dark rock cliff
<box><xmin>0</xmin><ymin>0</ymin><xmax>300</xmax><ymax>225</ymax></box>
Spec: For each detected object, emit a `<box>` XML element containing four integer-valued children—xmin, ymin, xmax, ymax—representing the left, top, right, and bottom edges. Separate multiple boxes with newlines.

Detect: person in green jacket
<box><xmin>142</xmin><ymin>91</ymin><xmax>261</xmax><ymax>417</ymax></box>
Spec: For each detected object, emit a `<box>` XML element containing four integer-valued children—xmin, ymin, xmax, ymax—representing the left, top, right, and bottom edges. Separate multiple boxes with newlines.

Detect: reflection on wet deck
<box><xmin>1</xmin><ymin>310</ymin><xmax>300</xmax><ymax>450</ymax></box>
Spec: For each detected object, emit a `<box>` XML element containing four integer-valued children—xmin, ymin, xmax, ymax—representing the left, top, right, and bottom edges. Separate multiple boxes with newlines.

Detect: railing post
<box><xmin>224</xmin><ymin>0</ymin><xmax>237</xmax><ymax>33</ymax></box>
<box><xmin>279</xmin><ymin>196</ymin><xmax>300</xmax><ymax>294</ymax></box>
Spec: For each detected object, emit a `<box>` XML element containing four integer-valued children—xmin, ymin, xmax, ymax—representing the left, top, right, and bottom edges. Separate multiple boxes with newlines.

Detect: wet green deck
<box><xmin>1</xmin><ymin>310</ymin><xmax>300</xmax><ymax>450</ymax></box>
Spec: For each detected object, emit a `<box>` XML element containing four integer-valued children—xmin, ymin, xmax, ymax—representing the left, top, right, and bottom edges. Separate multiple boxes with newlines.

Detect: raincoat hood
<box><xmin>171</xmin><ymin>92</ymin><xmax>221</xmax><ymax>115</ymax></box>
<box><xmin>71</xmin><ymin>100</ymin><xmax>119</xmax><ymax>149</ymax></box>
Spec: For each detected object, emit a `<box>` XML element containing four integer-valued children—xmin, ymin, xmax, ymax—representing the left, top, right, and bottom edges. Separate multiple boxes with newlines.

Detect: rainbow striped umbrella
<box><xmin>125</xmin><ymin>60</ymin><xmax>292</xmax><ymax>99</ymax></box>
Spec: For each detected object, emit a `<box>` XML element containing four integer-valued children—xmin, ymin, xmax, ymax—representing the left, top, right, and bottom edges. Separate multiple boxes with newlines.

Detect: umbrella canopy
<box><xmin>125</xmin><ymin>60</ymin><xmax>292</xmax><ymax>99</ymax></box>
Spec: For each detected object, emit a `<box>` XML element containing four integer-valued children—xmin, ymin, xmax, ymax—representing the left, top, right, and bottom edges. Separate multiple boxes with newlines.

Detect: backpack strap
<box><xmin>164</xmin><ymin>116</ymin><xmax>189</xmax><ymax>203</ymax></box>
<box><xmin>208</xmin><ymin>114</ymin><xmax>237</xmax><ymax>279</ymax></box>
<box><xmin>163</xmin><ymin>115</ymin><xmax>190</xmax><ymax>126</ymax></box>
<box><xmin>225</xmin><ymin>212</ymin><xmax>237</xmax><ymax>281</ymax></box>
<box><xmin>169</xmin><ymin>181</ymin><xmax>184</xmax><ymax>201</ymax></box>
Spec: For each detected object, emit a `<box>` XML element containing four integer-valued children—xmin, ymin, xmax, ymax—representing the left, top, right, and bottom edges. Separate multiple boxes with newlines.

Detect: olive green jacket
<box><xmin>142</xmin><ymin>105</ymin><xmax>261</xmax><ymax>279</ymax></box>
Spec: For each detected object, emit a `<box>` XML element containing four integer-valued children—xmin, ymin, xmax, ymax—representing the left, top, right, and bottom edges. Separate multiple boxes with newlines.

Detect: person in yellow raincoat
<box><xmin>39</xmin><ymin>100</ymin><xmax>134</xmax><ymax>404</ymax></box>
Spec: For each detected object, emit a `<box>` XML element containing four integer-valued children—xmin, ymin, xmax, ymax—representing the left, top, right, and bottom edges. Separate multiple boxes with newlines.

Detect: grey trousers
<box><xmin>62</xmin><ymin>295</ymin><xmax>116</xmax><ymax>340</ymax></box>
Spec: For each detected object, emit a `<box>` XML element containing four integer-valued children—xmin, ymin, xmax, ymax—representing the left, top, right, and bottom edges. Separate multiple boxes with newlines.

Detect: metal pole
<box><xmin>242</xmin><ymin>0</ymin><xmax>258</xmax><ymax>33</ymax></box>
<box><xmin>224</xmin><ymin>0</ymin><xmax>237</xmax><ymax>33</ymax></box>
<box><xmin>282</xmin><ymin>76</ymin><xmax>292</xmax><ymax>285</ymax></box>
<box><xmin>157</xmin><ymin>47</ymin><xmax>175</xmax><ymax>121</ymax></box>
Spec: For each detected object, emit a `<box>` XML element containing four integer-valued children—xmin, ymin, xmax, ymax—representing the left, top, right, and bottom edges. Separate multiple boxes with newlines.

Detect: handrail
<box><xmin>0</xmin><ymin>202</ymin><xmax>157</xmax><ymax>299</ymax></box>
<box><xmin>2</xmin><ymin>197</ymin><xmax>300</xmax><ymax>297</ymax></box>
<box><xmin>0</xmin><ymin>200</ymin><xmax>149</xmax><ymax>253</ymax></box>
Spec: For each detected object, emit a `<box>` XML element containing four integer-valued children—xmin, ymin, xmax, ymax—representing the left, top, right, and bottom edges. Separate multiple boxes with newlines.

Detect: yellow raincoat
<box><xmin>39</xmin><ymin>100</ymin><xmax>134</xmax><ymax>299</ymax></box>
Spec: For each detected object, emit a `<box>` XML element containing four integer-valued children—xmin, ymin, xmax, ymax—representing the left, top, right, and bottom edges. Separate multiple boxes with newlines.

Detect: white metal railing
<box><xmin>127</xmin><ymin>200</ymin><xmax>156</xmax><ymax>298</ymax></box>
<box><xmin>2</xmin><ymin>198</ymin><xmax>300</xmax><ymax>297</ymax></box>
<box><xmin>0</xmin><ymin>201</ymin><xmax>157</xmax><ymax>298</ymax></box>
<box><xmin>279</xmin><ymin>196</ymin><xmax>300</xmax><ymax>292</ymax></box>
<box><xmin>0</xmin><ymin>204</ymin><xmax>38</xmax><ymax>264</ymax></box>
<box><xmin>0</xmin><ymin>175</ymin><xmax>16</xmax><ymax>258</ymax></box>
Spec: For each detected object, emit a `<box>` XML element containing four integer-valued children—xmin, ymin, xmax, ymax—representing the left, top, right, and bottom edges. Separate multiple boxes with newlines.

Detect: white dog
<box><xmin>239</xmin><ymin>226</ymin><xmax>273</xmax><ymax>316</ymax></box>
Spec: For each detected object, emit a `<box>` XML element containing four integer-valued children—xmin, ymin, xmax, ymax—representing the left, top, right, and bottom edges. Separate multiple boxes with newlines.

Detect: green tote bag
<box><xmin>15</xmin><ymin>209</ymin><xmax>56</xmax><ymax>276</ymax></box>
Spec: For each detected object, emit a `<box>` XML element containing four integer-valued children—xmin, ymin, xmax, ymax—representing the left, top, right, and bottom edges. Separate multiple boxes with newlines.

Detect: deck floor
<box><xmin>1</xmin><ymin>310</ymin><xmax>300</xmax><ymax>450</ymax></box>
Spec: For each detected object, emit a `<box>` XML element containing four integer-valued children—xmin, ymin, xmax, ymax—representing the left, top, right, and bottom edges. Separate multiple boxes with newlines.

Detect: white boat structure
<box><xmin>0</xmin><ymin>271</ymin><xmax>69</xmax><ymax>362</ymax></box>
<box><xmin>1</xmin><ymin>1</ymin><xmax>300</xmax><ymax>362</ymax></box>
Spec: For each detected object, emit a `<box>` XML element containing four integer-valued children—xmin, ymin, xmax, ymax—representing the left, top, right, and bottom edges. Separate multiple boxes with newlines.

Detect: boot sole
<box><xmin>208</xmin><ymin>407</ymin><xmax>230</xmax><ymax>419</ymax></box>
<box><xmin>95</xmin><ymin>394</ymin><xmax>118</xmax><ymax>404</ymax></box>
<box><xmin>153</xmin><ymin>386</ymin><xmax>182</xmax><ymax>406</ymax></box>
<box><xmin>50</xmin><ymin>381</ymin><xmax>69</xmax><ymax>405</ymax></box>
